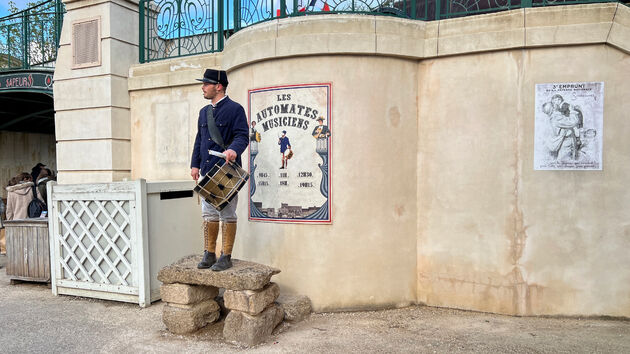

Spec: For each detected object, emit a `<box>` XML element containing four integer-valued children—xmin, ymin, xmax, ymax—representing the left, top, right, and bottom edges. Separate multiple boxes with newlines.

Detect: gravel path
<box><xmin>1</xmin><ymin>255</ymin><xmax>628</xmax><ymax>353</ymax></box>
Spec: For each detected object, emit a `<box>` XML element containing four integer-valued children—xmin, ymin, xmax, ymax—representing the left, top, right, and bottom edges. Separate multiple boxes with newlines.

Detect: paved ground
<box><xmin>1</xmin><ymin>254</ymin><xmax>629</xmax><ymax>353</ymax></box>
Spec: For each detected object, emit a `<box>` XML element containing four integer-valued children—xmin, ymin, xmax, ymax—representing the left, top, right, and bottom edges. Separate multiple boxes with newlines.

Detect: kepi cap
<box><xmin>196</xmin><ymin>69</ymin><xmax>228</xmax><ymax>86</ymax></box>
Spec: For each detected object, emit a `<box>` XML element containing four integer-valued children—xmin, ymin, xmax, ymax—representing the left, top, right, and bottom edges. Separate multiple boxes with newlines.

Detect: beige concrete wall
<box><xmin>417</xmin><ymin>44</ymin><xmax>630</xmax><ymax>317</ymax></box>
<box><xmin>0</xmin><ymin>132</ymin><xmax>56</xmax><ymax>199</ymax></box>
<box><xmin>54</xmin><ymin>0</ymin><xmax>138</xmax><ymax>184</ymax></box>
<box><xmin>228</xmin><ymin>55</ymin><xmax>419</xmax><ymax>311</ymax></box>
<box><xmin>416</xmin><ymin>50</ymin><xmax>521</xmax><ymax>315</ymax></box>
<box><xmin>128</xmin><ymin>54</ymin><xmax>222</xmax><ymax>180</ymax></box>
<box><xmin>123</xmin><ymin>4</ymin><xmax>630</xmax><ymax>315</ymax></box>
<box><xmin>414</xmin><ymin>3</ymin><xmax>630</xmax><ymax>317</ymax></box>
<box><xmin>128</xmin><ymin>53</ymin><xmax>419</xmax><ymax>311</ymax></box>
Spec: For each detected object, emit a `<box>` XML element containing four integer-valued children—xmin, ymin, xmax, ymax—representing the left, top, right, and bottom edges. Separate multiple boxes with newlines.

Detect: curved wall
<box><xmin>128</xmin><ymin>3</ymin><xmax>630</xmax><ymax>315</ymax></box>
<box><xmin>227</xmin><ymin>55</ymin><xmax>419</xmax><ymax>311</ymax></box>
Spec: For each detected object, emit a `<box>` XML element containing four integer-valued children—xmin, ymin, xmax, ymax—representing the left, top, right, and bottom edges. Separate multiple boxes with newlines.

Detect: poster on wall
<box><xmin>248</xmin><ymin>83</ymin><xmax>332</xmax><ymax>223</ymax></box>
<box><xmin>534</xmin><ymin>82</ymin><xmax>604</xmax><ymax>170</ymax></box>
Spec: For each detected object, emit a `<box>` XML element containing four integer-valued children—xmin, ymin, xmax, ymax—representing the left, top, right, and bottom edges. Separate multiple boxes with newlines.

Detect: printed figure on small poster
<box><xmin>248</xmin><ymin>84</ymin><xmax>332</xmax><ymax>223</ymax></box>
<box><xmin>534</xmin><ymin>82</ymin><xmax>604</xmax><ymax>170</ymax></box>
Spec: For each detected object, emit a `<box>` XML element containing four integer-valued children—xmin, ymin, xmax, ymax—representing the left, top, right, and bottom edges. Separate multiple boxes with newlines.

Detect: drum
<box><xmin>194</xmin><ymin>161</ymin><xmax>249</xmax><ymax>211</ymax></box>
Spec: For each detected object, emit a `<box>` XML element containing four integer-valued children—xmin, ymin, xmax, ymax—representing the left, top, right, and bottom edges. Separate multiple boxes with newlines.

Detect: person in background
<box><xmin>5</xmin><ymin>173</ymin><xmax>43</xmax><ymax>221</ymax></box>
<box><xmin>36</xmin><ymin>169</ymin><xmax>51</xmax><ymax>206</ymax></box>
<box><xmin>31</xmin><ymin>163</ymin><xmax>46</xmax><ymax>183</ymax></box>
<box><xmin>0</xmin><ymin>195</ymin><xmax>5</xmax><ymax>226</ymax></box>
<box><xmin>46</xmin><ymin>168</ymin><xmax>56</xmax><ymax>180</ymax></box>
<box><xmin>0</xmin><ymin>196</ymin><xmax>5</xmax><ymax>254</ymax></box>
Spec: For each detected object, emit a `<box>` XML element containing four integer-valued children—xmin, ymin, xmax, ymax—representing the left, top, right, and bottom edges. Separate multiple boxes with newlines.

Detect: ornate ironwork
<box><xmin>141</xmin><ymin>0</ymin><xmax>225</xmax><ymax>62</ymax></box>
<box><xmin>441</xmin><ymin>0</ymin><xmax>515</xmax><ymax>18</ymax></box>
<box><xmin>140</xmin><ymin>0</ymin><xmax>625</xmax><ymax>62</ymax></box>
<box><xmin>327</xmin><ymin>0</ymin><xmax>385</xmax><ymax>12</ymax></box>
<box><xmin>287</xmin><ymin>0</ymin><xmax>414</xmax><ymax>16</ymax></box>
<box><xmin>0</xmin><ymin>0</ymin><xmax>64</xmax><ymax>71</ymax></box>
<box><xmin>239</xmin><ymin>0</ymin><xmax>276</xmax><ymax>27</ymax></box>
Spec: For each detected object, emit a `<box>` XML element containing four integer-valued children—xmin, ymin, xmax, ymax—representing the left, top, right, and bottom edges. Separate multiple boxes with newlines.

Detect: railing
<box><xmin>0</xmin><ymin>0</ymin><xmax>65</xmax><ymax>71</ymax></box>
<box><xmin>140</xmin><ymin>0</ymin><xmax>622</xmax><ymax>63</ymax></box>
<box><xmin>139</xmin><ymin>0</ymin><xmax>230</xmax><ymax>63</ymax></box>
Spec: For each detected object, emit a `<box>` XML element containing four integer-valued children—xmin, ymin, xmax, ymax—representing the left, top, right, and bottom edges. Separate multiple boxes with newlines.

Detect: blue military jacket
<box><xmin>279</xmin><ymin>136</ymin><xmax>291</xmax><ymax>153</ymax></box>
<box><xmin>190</xmin><ymin>96</ymin><xmax>249</xmax><ymax>176</ymax></box>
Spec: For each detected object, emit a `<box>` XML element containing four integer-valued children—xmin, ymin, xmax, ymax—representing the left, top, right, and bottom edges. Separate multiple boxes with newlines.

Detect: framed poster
<box><xmin>248</xmin><ymin>83</ymin><xmax>332</xmax><ymax>223</ymax></box>
<box><xmin>534</xmin><ymin>82</ymin><xmax>604</xmax><ymax>170</ymax></box>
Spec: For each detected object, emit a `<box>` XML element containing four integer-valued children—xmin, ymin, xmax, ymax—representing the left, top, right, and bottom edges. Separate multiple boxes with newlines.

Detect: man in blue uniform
<box><xmin>191</xmin><ymin>69</ymin><xmax>249</xmax><ymax>271</ymax></box>
<box><xmin>278</xmin><ymin>130</ymin><xmax>291</xmax><ymax>169</ymax></box>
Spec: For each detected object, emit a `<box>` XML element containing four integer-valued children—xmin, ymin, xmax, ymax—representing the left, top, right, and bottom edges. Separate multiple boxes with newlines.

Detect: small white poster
<box><xmin>534</xmin><ymin>82</ymin><xmax>604</xmax><ymax>170</ymax></box>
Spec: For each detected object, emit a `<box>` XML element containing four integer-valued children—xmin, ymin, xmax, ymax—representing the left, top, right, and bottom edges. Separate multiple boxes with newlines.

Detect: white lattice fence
<box><xmin>48</xmin><ymin>180</ymin><xmax>150</xmax><ymax>307</ymax></box>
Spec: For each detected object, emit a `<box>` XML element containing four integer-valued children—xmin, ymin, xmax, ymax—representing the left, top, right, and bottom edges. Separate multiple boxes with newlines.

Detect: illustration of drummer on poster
<box><xmin>248</xmin><ymin>84</ymin><xmax>332</xmax><ymax>223</ymax></box>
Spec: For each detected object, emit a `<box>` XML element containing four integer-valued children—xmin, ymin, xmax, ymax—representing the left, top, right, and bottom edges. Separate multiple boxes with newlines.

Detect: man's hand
<box><xmin>224</xmin><ymin>149</ymin><xmax>237</xmax><ymax>162</ymax></box>
<box><xmin>191</xmin><ymin>168</ymin><xmax>200</xmax><ymax>181</ymax></box>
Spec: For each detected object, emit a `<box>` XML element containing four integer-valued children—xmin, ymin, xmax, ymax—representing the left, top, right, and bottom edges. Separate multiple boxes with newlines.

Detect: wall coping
<box><xmin>128</xmin><ymin>53</ymin><xmax>222</xmax><ymax>91</ymax></box>
<box><xmin>128</xmin><ymin>3</ymin><xmax>629</xmax><ymax>91</ymax></box>
<box><xmin>221</xmin><ymin>3</ymin><xmax>629</xmax><ymax>70</ymax></box>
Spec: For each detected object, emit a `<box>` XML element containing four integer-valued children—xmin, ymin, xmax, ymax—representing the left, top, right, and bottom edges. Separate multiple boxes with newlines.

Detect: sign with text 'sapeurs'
<box><xmin>0</xmin><ymin>72</ymin><xmax>53</xmax><ymax>92</ymax></box>
<box><xmin>248</xmin><ymin>83</ymin><xmax>332</xmax><ymax>224</ymax></box>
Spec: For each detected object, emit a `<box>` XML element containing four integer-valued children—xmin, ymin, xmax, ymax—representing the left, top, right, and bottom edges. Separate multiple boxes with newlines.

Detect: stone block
<box><xmin>222</xmin><ymin>21</ymin><xmax>277</xmax><ymax>70</ymax></box>
<box><xmin>608</xmin><ymin>4</ymin><xmax>630</xmax><ymax>53</ymax></box>
<box><xmin>376</xmin><ymin>17</ymin><xmax>426</xmax><ymax>58</ymax></box>
<box><xmin>524</xmin><ymin>3</ymin><xmax>616</xmax><ymax>28</ymax></box>
<box><xmin>437</xmin><ymin>10</ymin><xmax>525</xmax><ymax>56</ymax></box>
<box><xmin>160</xmin><ymin>283</ymin><xmax>219</xmax><ymax>305</ymax></box>
<box><xmin>162</xmin><ymin>299</ymin><xmax>220</xmax><ymax>334</ymax></box>
<box><xmin>524</xmin><ymin>4</ymin><xmax>616</xmax><ymax>47</ymax></box>
<box><xmin>158</xmin><ymin>255</ymin><xmax>281</xmax><ymax>291</ymax></box>
<box><xmin>223</xmin><ymin>304</ymin><xmax>284</xmax><ymax>347</ymax></box>
<box><xmin>278</xmin><ymin>14</ymin><xmax>375</xmax><ymax>36</ymax></box>
<box><xmin>276</xmin><ymin>294</ymin><xmax>312</xmax><ymax>322</ymax></box>
<box><xmin>275</xmin><ymin>16</ymin><xmax>377</xmax><ymax>57</ymax></box>
<box><xmin>224</xmin><ymin>283</ymin><xmax>280</xmax><ymax>315</ymax></box>
<box><xmin>128</xmin><ymin>53</ymin><xmax>221</xmax><ymax>91</ymax></box>
<box><xmin>56</xmin><ymin>139</ymin><xmax>130</xmax><ymax>171</ymax></box>
<box><xmin>56</xmin><ymin>171</ymin><xmax>130</xmax><ymax>184</ymax></box>
<box><xmin>55</xmin><ymin>107</ymin><xmax>130</xmax><ymax>141</ymax></box>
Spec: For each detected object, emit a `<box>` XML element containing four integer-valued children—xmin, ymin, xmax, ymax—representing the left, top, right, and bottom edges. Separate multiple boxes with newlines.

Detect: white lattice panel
<box><xmin>58</xmin><ymin>199</ymin><xmax>133</xmax><ymax>285</ymax></box>
<box><xmin>49</xmin><ymin>180</ymin><xmax>150</xmax><ymax>306</ymax></box>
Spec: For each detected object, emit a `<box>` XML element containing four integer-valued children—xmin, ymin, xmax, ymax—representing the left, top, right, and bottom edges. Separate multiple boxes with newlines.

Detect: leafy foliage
<box><xmin>0</xmin><ymin>0</ymin><xmax>63</xmax><ymax>69</ymax></box>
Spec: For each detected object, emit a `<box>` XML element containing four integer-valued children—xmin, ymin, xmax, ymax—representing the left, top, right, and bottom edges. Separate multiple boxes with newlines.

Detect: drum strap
<box><xmin>206</xmin><ymin>105</ymin><xmax>226</xmax><ymax>150</ymax></box>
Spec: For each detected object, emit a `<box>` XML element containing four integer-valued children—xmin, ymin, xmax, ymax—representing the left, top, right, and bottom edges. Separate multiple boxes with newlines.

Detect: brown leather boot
<box><xmin>211</xmin><ymin>222</ymin><xmax>236</xmax><ymax>271</ymax></box>
<box><xmin>197</xmin><ymin>220</ymin><xmax>219</xmax><ymax>269</ymax></box>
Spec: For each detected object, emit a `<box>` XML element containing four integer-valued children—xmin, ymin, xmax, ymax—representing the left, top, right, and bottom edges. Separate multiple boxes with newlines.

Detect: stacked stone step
<box><xmin>223</xmin><ymin>282</ymin><xmax>284</xmax><ymax>346</ymax></box>
<box><xmin>160</xmin><ymin>283</ymin><xmax>220</xmax><ymax>334</ymax></box>
<box><xmin>158</xmin><ymin>255</ymin><xmax>288</xmax><ymax>346</ymax></box>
